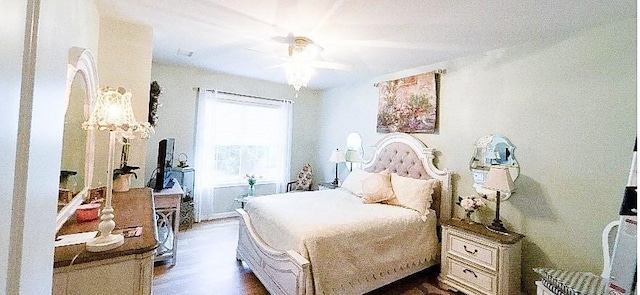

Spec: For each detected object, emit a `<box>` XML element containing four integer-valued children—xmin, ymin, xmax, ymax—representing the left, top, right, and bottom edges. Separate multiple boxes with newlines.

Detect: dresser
<box><xmin>53</xmin><ymin>188</ymin><xmax>157</xmax><ymax>295</ymax></box>
<box><xmin>438</xmin><ymin>219</ymin><xmax>525</xmax><ymax>295</ymax></box>
<box><xmin>153</xmin><ymin>180</ymin><xmax>183</xmax><ymax>265</ymax></box>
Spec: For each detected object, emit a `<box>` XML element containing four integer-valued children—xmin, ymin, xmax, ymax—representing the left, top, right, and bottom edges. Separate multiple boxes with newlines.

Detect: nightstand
<box><xmin>438</xmin><ymin>219</ymin><xmax>525</xmax><ymax>295</ymax></box>
<box><xmin>318</xmin><ymin>182</ymin><xmax>338</xmax><ymax>190</ymax></box>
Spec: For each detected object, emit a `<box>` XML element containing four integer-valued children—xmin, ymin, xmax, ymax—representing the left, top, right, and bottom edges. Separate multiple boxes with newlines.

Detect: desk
<box><xmin>153</xmin><ymin>180</ymin><xmax>183</xmax><ymax>265</ymax></box>
<box><xmin>53</xmin><ymin>188</ymin><xmax>157</xmax><ymax>295</ymax></box>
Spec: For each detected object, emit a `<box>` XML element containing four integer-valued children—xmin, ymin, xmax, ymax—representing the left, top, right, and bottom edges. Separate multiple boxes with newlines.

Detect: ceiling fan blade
<box><xmin>270</xmin><ymin>32</ymin><xmax>295</xmax><ymax>44</ymax></box>
<box><xmin>309</xmin><ymin>60</ymin><xmax>351</xmax><ymax>71</ymax></box>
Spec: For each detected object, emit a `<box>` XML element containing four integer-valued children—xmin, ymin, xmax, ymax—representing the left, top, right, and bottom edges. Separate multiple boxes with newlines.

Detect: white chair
<box><xmin>601</xmin><ymin>220</ymin><xmax>620</xmax><ymax>279</ymax></box>
<box><xmin>535</xmin><ymin>220</ymin><xmax>620</xmax><ymax>295</ymax></box>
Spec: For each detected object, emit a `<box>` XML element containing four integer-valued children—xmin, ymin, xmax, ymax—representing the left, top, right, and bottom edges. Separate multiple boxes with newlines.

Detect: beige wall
<box><xmin>1</xmin><ymin>0</ymin><xmax>100</xmax><ymax>293</ymax></box>
<box><xmin>147</xmin><ymin>63</ymin><xmax>322</xmax><ymax>215</ymax></box>
<box><xmin>318</xmin><ymin>18</ymin><xmax>636</xmax><ymax>294</ymax></box>
<box><xmin>96</xmin><ymin>17</ymin><xmax>154</xmax><ymax>188</ymax></box>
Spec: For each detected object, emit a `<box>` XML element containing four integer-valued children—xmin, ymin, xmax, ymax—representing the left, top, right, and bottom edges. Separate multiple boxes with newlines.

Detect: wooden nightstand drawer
<box><xmin>448</xmin><ymin>258</ymin><xmax>497</xmax><ymax>295</ymax></box>
<box><xmin>449</xmin><ymin>234</ymin><xmax>498</xmax><ymax>271</ymax></box>
<box><xmin>438</xmin><ymin>219</ymin><xmax>525</xmax><ymax>295</ymax></box>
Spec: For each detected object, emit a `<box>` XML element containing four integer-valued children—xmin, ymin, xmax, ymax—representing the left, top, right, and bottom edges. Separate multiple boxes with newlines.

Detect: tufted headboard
<box><xmin>362</xmin><ymin>133</ymin><xmax>452</xmax><ymax>221</ymax></box>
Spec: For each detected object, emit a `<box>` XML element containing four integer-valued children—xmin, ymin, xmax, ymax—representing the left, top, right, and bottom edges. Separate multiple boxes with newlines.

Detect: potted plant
<box><xmin>113</xmin><ymin>165</ymin><xmax>139</xmax><ymax>192</ymax></box>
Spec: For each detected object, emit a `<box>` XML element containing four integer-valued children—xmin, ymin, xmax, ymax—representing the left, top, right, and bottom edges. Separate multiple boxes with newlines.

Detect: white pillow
<box><xmin>386</xmin><ymin>173</ymin><xmax>438</xmax><ymax>220</ymax></box>
<box><xmin>339</xmin><ymin>168</ymin><xmax>374</xmax><ymax>197</ymax></box>
<box><xmin>361</xmin><ymin>171</ymin><xmax>395</xmax><ymax>204</ymax></box>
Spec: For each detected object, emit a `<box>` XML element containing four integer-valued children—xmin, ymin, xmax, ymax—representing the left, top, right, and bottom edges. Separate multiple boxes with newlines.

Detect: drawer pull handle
<box><xmin>463</xmin><ymin>268</ymin><xmax>478</xmax><ymax>278</ymax></box>
<box><xmin>463</xmin><ymin>245</ymin><xmax>478</xmax><ymax>254</ymax></box>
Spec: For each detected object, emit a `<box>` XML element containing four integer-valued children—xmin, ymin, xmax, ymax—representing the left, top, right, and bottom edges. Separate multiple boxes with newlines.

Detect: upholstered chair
<box><xmin>286</xmin><ymin>164</ymin><xmax>313</xmax><ymax>192</ymax></box>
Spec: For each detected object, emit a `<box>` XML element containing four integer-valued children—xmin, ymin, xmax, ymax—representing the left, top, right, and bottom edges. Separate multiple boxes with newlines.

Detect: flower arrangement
<box><xmin>245</xmin><ymin>174</ymin><xmax>260</xmax><ymax>186</ymax></box>
<box><xmin>456</xmin><ymin>194</ymin><xmax>487</xmax><ymax>223</ymax></box>
<box><xmin>244</xmin><ymin>174</ymin><xmax>261</xmax><ymax>197</ymax></box>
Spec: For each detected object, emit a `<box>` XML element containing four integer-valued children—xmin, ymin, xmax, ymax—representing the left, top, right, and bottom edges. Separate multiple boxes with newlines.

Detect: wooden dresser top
<box><xmin>54</xmin><ymin>188</ymin><xmax>158</xmax><ymax>268</ymax></box>
<box><xmin>442</xmin><ymin>218</ymin><xmax>525</xmax><ymax>244</ymax></box>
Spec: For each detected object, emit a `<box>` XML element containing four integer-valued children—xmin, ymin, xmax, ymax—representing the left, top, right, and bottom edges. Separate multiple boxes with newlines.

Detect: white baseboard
<box><xmin>198</xmin><ymin>211</ymin><xmax>237</xmax><ymax>222</ymax></box>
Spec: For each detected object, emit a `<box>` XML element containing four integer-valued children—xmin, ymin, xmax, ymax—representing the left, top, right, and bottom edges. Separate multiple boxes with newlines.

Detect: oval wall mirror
<box><xmin>469</xmin><ymin>134</ymin><xmax>519</xmax><ymax>199</ymax></box>
<box><xmin>56</xmin><ymin>47</ymin><xmax>98</xmax><ymax>232</ymax></box>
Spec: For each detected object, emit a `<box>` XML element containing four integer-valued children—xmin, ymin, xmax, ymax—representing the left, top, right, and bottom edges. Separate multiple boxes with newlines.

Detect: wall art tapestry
<box><xmin>376</xmin><ymin>71</ymin><xmax>438</xmax><ymax>133</ymax></box>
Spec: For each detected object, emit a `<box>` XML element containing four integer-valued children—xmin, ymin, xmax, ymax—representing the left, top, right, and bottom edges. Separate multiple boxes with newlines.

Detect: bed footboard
<box><xmin>236</xmin><ymin>209</ymin><xmax>310</xmax><ymax>295</ymax></box>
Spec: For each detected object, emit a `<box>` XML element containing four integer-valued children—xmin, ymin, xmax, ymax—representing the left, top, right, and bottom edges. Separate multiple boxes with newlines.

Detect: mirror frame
<box><xmin>469</xmin><ymin>134</ymin><xmax>519</xmax><ymax>200</ymax></box>
<box><xmin>56</xmin><ymin>47</ymin><xmax>98</xmax><ymax>232</ymax></box>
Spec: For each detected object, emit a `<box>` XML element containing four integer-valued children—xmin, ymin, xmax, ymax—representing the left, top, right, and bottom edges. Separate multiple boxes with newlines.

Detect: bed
<box><xmin>236</xmin><ymin>132</ymin><xmax>452</xmax><ymax>295</ymax></box>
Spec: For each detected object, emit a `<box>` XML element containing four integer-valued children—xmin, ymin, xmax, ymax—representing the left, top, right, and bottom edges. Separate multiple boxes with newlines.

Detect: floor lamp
<box><xmin>329</xmin><ymin>148</ymin><xmax>346</xmax><ymax>186</ymax></box>
<box><xmin>482</xmin><ymin>165</ymin><xmax>515</xmax><ymax>234</ymax></box>
<box><xmin>82</xmin><ymin>87</ymin><xmax>152</xmax><ymax>252</ymax></box>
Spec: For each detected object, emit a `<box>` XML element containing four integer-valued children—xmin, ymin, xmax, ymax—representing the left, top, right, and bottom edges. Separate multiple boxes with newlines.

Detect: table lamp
<box><xmin>482</xmin><ymin>165</ymin><xmax>514</xmax><ymax>233</ymax></box>
<box><xmin>329</xmin><ymin>148</ymin><xmax>346</xmax><ymax>185</ymax></box>
<box><xmin>82</xmin><ymin>86</ymin><xmax>152</xmax><ymax>252</ymax></box>
<box><xmin>345</xmin><ymin>150</ymin><xmax>361</xmax><ymax>171</ymax></box>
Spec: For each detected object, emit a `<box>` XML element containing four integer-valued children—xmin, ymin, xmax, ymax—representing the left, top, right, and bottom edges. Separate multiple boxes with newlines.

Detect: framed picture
<box><xmin>88</xmin><ymin>186</ymin><xmax>107</xmax><ymax>203</ymax></box>
<box><xmin>376</xmin><ymin>71</ymin><xmax>439</xmax><ymax>133</ymax></box>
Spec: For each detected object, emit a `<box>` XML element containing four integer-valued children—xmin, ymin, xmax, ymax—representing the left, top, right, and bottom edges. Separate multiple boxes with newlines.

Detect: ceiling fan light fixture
<box><xmin>285</xmin><ymin>60</ymin><xmax>315</xmax><ymax>91</ymax></box>
<box><xmin>288</xmin><ymin>37</ymin><xmax>321</xmax><ymax>60</ymax></box>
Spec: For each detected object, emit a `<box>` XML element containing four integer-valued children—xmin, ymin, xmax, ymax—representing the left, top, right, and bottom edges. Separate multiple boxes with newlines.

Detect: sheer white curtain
<box><xmin>193</xmin><ymin>89</ymin><xmax>292</xmax><ymax>221</ymax></box>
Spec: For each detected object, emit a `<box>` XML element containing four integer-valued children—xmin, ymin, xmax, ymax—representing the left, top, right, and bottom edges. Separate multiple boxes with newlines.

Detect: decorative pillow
<box><xmin>292</xmin><ymin>163</ymin><xmax>313</xmax><ymax>191</ymax></box>
<box><xmin>339</xmin><ymin>168</ymin><xmax>374</xmax><ymax>197</ymax></box>
<box><xmin>361</xmin><ymin>171</ymin><xmax>395</xmax><ymax>204</ymax></box>
<box><xmin>385</xmin><ymin>173</ymin><xmax>438</xmax><ymax>220</ymax></box>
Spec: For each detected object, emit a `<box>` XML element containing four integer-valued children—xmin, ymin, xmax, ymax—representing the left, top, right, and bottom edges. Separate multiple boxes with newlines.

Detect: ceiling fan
<box><xmin>262</xmin><ymin>34</ymin><xmax>351</xmax><ymax>92</ymax></box>
<box><xmin>271</xmin><ymin>34</ymin><xmax>351</xmax><ymax>71</ymax></box>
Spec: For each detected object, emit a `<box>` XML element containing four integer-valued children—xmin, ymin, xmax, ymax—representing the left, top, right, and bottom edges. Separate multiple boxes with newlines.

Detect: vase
<box><xmin>463</xmin><ymin>210</ymin><xmax>475</xmax><ymax>224</ymax></box>
<box><xmin>248</xmin><ymin>185</ymin><xmax>255</xmax><ymax>197</ymax></box>
<box><xmin>113</xmin><ymin>174</ymin><xmax>131</xmax><ymax>192</ymax></box>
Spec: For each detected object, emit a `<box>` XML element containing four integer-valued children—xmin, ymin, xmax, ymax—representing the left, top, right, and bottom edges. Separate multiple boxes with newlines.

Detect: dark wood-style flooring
<box><xmin>153</xmin><ymin>217</ymin><xmax>460</xmax><ymax>295</ymax></box>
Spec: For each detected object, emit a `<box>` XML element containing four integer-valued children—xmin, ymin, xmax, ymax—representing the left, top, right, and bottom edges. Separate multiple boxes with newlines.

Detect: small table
<box><xmin>318</xmin><ymin>182</ymin><xmax>338</xmax><ymax>190</ymax></box>
<box><xmin>153</xmin><ymin>180</ymin><xmax>183</xmax><ymax>265</ymax></box>
<box><xmin>235</xmin><ymin>195</ymin><xmax>259</xmax><ymax>209</ymax></box>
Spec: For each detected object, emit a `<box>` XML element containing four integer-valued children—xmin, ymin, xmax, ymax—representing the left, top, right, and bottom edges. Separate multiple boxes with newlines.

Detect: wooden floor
<box><xmin>153</xmin><ymin>218</ymin><xmax>460</xmax><ymax>295</ymax></box>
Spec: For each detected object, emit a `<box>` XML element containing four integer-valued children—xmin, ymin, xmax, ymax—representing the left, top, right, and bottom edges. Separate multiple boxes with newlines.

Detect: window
<box><xmin>194</xmin><ymin>90</ymin><xmax>292</xmax><ymax>190</ymax></box>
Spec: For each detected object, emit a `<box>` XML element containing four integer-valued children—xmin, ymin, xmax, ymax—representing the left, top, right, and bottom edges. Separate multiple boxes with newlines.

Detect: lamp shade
<box><xmin>345</xmin><ymin>150</ymin><xmax>361</xmax><ymax>162</ymax></box>
<box><xmin>83</xmin><ymin>87</ymin><xmax>152</xmax><ymax>138</ymax></box>
<box><xmin>482</xmin><ymin>165</ymin><xmax>514</xmax><ymax>193</ymax></box>
<box><xmin>329</xmin><ymin>149</ymin><xmax>346</xmax><ymax>163</ymax></box>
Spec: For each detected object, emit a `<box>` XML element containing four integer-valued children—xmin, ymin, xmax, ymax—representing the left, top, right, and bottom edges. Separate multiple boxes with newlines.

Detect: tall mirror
<box><xmin>56</xmin><ymin>47</ymin><xmax>98</xmax><ymax>231</ymax></box>
<box><xmin>345</xmin><ymin>132</ymin><xmax>363</xmax><ymax>171</ymax></box>
<box><xmin>469</xmin><ymin>134</ymin><xmax>519</xmax><ymax>199</ymax></box>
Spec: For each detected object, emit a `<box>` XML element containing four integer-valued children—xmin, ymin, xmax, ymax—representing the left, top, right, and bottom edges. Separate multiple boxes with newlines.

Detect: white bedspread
<box><xmin>245</xmin><ymin>189</ymin><xmax>439</xmax><ymax>295</ymax></box>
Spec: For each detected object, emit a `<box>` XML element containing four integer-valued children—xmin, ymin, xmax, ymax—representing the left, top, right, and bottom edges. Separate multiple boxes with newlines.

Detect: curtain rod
<box><xmin>193</xmin><ymin>87</ymin><xmax>294</xmax><ymax>104</ymax></box>
<box><xmin>373</xmin><ymin>69</ymin><xmax>446</xmax><ymax>87</ymax></box>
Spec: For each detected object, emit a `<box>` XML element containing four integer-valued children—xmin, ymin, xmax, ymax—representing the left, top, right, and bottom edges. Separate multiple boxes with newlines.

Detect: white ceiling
<box><xmin>97</xmin><ymin>0</ymin><xmax>636</xmax><ymax>90</ymax></box>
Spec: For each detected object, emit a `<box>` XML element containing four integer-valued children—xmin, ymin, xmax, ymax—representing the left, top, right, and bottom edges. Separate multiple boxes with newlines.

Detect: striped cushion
<box><xmin>533</xmin><ymin>268</ymin><xmax>606</xmax><ymax>295</ymax></box>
